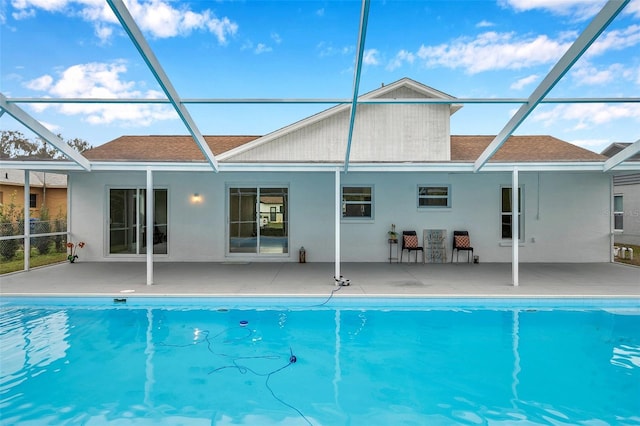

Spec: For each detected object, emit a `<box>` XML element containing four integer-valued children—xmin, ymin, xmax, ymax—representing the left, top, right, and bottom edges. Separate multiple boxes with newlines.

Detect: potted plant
<box><xmin>66</xmin><ymin>241</ymin><xmax>85</xmax><ymax>263</ymax></box>
<box><xmin>387</xmin><ymin>224</ymin><xmax>398</xmax><ymax>242</ymax></box>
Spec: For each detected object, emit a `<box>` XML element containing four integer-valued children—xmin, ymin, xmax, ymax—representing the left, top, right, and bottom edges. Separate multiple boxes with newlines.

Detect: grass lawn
<box><xmin>0</xmin><ymin>251</ymin><xmax>68</xmax><ymax>275</ymax></box>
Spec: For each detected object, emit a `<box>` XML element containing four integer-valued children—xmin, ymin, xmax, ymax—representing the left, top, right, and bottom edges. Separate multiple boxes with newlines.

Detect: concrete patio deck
<box><xmin>1</xmin><ymin>261</ymin><xmax>638</xmax><ymax>298</ymax></box>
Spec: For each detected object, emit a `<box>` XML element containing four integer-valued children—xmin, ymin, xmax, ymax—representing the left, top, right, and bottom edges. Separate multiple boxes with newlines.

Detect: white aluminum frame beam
<box><xmin>0</xmin><ymin>93</ymin><xmax>91</xmax><ymax>170</ymax></box>
<box><xmin>344</xmin><ymin>0</ymin><xmax>371</xmax><ymax>172</ymax></box>
<box><xmin>603</xmin><ymin>139</ymin><xmax>640</xmax><ymax>171</ymax></box>
<box><xmin>106</xmin><ymin>0</ymin><xmax>219</xmax><ymax>172</ymax></box>
<box><xmin>473</xmin><ymin>0</ymin><xmax>630</xmax><ymax>172</ymax></box>
<box><xmin>5</xmin><ymin>97</ymin><xmax>640</xmax><ymax>105</ymax></box>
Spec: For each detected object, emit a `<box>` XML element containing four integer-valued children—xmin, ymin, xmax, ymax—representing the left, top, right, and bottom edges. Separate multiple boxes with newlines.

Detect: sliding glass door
<box><xmin>109</xmin><ymin>188</ymin><xmax>167</xmax><ymax>255</ymax></box>
<box><xmin>228</xmin><ymin>187</ymin><xmax>288</xmax><ymax>255</ymax></box>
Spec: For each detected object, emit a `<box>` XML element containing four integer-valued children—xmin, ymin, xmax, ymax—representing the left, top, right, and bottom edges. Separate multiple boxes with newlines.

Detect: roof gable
<box><xmin>218</xmin><ymin>78</ymin><xmax>460</xmax><ymax>162</ymax></box>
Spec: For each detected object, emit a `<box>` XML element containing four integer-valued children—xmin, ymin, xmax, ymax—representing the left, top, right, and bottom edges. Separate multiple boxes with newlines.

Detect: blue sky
<box><xmin>1</xmin><ymin>0</ymin><xmax>639</xmax><ymax>154</ymax></box>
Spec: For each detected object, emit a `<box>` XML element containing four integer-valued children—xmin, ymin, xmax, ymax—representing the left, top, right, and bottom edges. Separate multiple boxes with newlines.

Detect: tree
<box><xmin>0</xmin><ymin>130</ymin><xmax>93</xmax><ymax>159</ymax></box>
<box><xmin>0</xmin><ymin>130</ymin><xmax>38</xmax><ymax>159</ymax></box>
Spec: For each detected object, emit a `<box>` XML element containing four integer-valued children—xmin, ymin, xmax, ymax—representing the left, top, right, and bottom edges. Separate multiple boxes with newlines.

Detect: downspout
<box><xmin>609</xmin><ymin>175</ymin><xmax>614</xmax><ymax>263</ymax></box>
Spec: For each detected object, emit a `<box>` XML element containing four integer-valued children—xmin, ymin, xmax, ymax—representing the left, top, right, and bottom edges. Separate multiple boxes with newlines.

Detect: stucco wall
<box><xmin>614</xmin><ymin>182</ymin><xmax>640</xmax><ymax>245</ymax></box>
<box><xmin>68</xmin><ymin>170</ymin><xmax>611</xmax><ymax>263</ymax></box>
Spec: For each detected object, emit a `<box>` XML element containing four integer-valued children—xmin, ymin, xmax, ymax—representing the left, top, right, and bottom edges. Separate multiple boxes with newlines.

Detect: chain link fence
<box><xmin>0</xmin><ymin>218</ymin><xmax>68</xmax><ymax>274</ymax></box>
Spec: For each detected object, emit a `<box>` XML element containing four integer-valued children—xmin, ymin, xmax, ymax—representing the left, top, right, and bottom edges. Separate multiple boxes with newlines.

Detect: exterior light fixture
<box><xmin>192</xmin><ymin>193</ymin><xmax>202</xmax><ymax>204</ymax></box>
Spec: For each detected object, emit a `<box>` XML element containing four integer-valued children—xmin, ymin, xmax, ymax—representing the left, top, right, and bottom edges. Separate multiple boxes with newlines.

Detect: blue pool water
<box><xmin>1</xmin><ymin>297</ymin><xmax>639</xmax><ymax>425</ymax></box>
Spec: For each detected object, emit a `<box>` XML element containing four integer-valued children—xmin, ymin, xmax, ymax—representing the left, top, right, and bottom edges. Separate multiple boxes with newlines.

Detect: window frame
<box><xmin>500</xmin><ymin>186</ymin><xmax>524</xmax><ymax>242</ymax></box>
<box><xmin>417</xmin><ymin>184</ymin><xmax>451</xmax><ymax>209</ymax></box>
<box><xmin>341</xmin><ymin>185</ymin><xmax>374</xmax><ymax>220</ymax></box>
<box><xmin>613</xmin><ymin>194</ymin><xmax>623</xmax><ymax>232</ymax></box>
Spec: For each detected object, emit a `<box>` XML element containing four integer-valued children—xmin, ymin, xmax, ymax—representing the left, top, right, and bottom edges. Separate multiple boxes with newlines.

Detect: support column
<box><xmin>24</xmin><ymin>170</ymin><xmax>30</xmax><ymax>271</ymax></box>
<box><xmin>334</xmin><ymin>169</ymin><xmax>341</xmax><ymax>284</ymax></box>
<box><xmin>512</xmin><ymin>167</ymin><xmax>519</xmax><ymax>286</ymax></box>
<box><xmin>146</xmin><ymin>168</ymin><xmax>154</xmax><ymax>285</ymax></box>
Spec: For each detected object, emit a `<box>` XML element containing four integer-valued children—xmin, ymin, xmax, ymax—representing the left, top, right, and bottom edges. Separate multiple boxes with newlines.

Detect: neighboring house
<box><xmin>601</xmin><ymin>143</ymin><xmax>640</xmax><ymax>246</ymax></box>
<box><xmin>0</xmin><ymin>169</ymin><xmax>67</xmax><ymax>219</ymax></box>
<box><xmin>60</xmin><ymin>78</ymin><xmax>632</xmax><ymax>266</ymax></box>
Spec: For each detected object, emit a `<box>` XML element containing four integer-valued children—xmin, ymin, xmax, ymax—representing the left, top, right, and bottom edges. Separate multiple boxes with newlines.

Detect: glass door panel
<box><xmin>109</xmin><ymin>189</ymin><xmax>137</xmax><ymax>254</ymax></box>
<box><xmin>229</xmin><ymin>188</ymin><xmax>257</xmax><ymax>253</ymax></box>
<box><xmin>259</xmin><ymin>188</ymin><xmax>288</xmax><ymax>254</ymax></box>
<box><xmin>110</xmin><ymin>188</ymin><xmax>168</xmax><ymax>255</ymax></box>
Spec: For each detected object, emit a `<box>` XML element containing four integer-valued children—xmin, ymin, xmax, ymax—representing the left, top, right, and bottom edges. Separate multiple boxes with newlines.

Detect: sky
<box><xmin>1</xmin><ymin>0</ymin><xmax>639</xmax><ymax>154</ymax></box>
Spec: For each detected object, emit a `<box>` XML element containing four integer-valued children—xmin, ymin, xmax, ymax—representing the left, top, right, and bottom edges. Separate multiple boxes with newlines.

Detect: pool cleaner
<box><xmin>334</xmin><ymin>276</ymin><xmax>350</xmax><ymax>286</ymax></box>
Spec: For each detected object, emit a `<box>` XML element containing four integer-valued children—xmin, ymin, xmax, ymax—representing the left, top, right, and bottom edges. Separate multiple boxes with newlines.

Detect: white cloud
<box><xmin>12</xmin><ymin>8</ymin><xmax>36</xmax><ymax>19</ymax></box>
<box><xmin>510</xmin><ymin>74</ymin><xmax>539</xmax><ymax>90</ymax></box>
<box><xmin>571</xmin><ymin>62</ymin><xmax>626</xmax><ymax>85</ymax></box>
<box><xmin>416</xmin><ymin>31</ymin><xmax>570</xmax><ymax>74</ymax></box>
<box><xmin>271</xmin><ymin>32</ymin><xmax>282</xmax><ymax>44</ymax></box>
<box><xmin>531</xmin><ymin>103</ymin><xmax>640</xmax><ymax>130</ymax></box>
<box><xmin>476</xmin><ymin>20</ymin><xmax>494</xmax><ymax>28</ymax></box>
<box><xmin>386</xmin><ymin>49</ymin><xmax>415</xmax><ymax>71</ymax></box>
<box><xmin>499</xmin><ymin>0</ymin><xmax>606</xmax><ymax>20</ymax></box>
<box><xmin>363</xmin><ymin>49</ymin><xmax>379</xmax><ymax>66</ymax></box>
<box><xmin>254</xmin><ymin>43</ymin><xmax>272</xmax><ymax>54</ymax></box>
<box><xmin>11</xmin><ymin>0</ymin><xmax>69</xmax><ymax>13</ymax></box>
<box><xmin>317</xmin><ymin>42</ymin><xmax>353</xmax><ymax>57</ymax></box>
<box><xmin>10</xmin><ymin>0</ymin><xmax>238</xmax><ymax>43</ymax></box>
<box><xmin>627</xmin><ymin>0</ymin><xmax>640</xmax><ymax>18</ymax></box>
<box><xmin>585</xmin><ymin>25</ymin><xmax>640</xmax><ymax>57</ymax></box>
<box><xmin>25</xmin><ymin>74</ymin><xmax>53</xmax><ymax>91</ymax></box>
<box><xmin>23</xmin><ymin>61</ymin><xmax>176</xmax><ymax>126</ymax></box>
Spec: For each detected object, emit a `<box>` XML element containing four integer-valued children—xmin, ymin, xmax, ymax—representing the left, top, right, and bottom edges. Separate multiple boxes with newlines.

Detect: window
<box><xmin>342</xmin><ymin>186</ymin><xmax>373</xmax><ymax>218</ymax></box>
<box><xmin>614</xmin><ymin>195</ymin><xmax>623</xmax><ymax>231</ymax></box>
<box><xmin>501</xmin><ymin>187</ymin><xmax>523</xmax><ymax>240</ymax></box>
<box><xmin>29</xmin><ymin>193</ymin><xmax>37</xmax><ymax>209</ymax></box>
<box><xmin>109</xmin><ymin>188</ymin><xmax>168</xmax><ymax>255</ymax></box>
<box><xmin>418</xmin><ymin>185</ymin><xmax>450</xmax><ymax>208</ymax></box>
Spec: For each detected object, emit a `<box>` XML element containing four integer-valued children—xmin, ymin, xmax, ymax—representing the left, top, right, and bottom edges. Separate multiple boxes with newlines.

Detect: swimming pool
<box><xmin>1</xmin><ymin>297</ymin><xmax>639</xmax><ymax>425</ymax></box>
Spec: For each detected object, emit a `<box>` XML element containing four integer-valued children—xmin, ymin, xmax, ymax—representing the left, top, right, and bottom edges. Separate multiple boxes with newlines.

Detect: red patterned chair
<box><xmin>401</xmin><ymin>230</ymin><xmax>424</xmax><ymax>263</ymax></box>
<box><xmin>451</xmin><ymin>230</ymin><xmax>474</xmax><ymax>263</ymax></box>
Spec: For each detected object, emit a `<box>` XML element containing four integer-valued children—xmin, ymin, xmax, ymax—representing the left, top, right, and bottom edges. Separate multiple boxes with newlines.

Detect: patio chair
<box><xmin>451</xmin><ymin>230</ymin><xmax>473</xmax><ymax>263</ymax></box>
<box><xmin>401</xmin><ymin>230</ymin><xmax>424</xmax><ymax>263</ymax></box>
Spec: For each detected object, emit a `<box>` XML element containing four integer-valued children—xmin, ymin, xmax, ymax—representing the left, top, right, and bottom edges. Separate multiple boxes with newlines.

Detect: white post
<box><xmin>24</xmin><ymin>170</ymin><xmax>30</xmax><ymax>271</ymax></box>
<box><xmin>146</xmin><ymin>168</ymin><xmax>154</xmax><ymax>285</ymax></box>
<box><xmin>512</xmin><ymin>167</ymin><xmax>519</xmax><ymax>286</ymax></box>
<box><xmin>335</xmin><ymin>169</ymin><xmax>341</xmax><ymax>284</ymax></box>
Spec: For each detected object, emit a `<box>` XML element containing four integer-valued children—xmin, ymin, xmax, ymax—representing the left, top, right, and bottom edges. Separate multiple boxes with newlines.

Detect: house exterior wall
<box><xmin>0</xmin><ymin>184</ymin><xmax>67</xmax><ymax>219</ymax></box>
<box><xmin>69</xmin><ymin>170</ymin><xmax>610</xmax><ymax>263</ymax></box>
<box><xmin>613</xmin><ymin>173</ymin><xmax>640</xmax><ymax>245</ymax></box>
